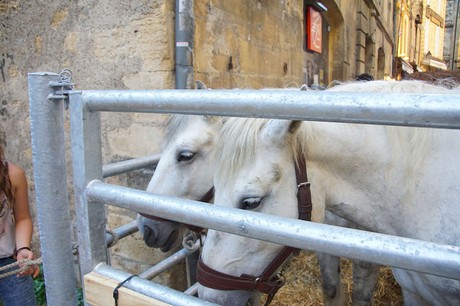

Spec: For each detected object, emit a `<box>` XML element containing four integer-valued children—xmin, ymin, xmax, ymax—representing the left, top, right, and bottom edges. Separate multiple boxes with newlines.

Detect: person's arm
<box><xmin>9</xmin><ymin>163</ymin><xmax>39</xmax><ymax>278</ymax></box>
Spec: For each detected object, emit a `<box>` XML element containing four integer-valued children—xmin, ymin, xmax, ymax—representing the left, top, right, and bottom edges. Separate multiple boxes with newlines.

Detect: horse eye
<box><xmin>241</xmin><ymin>197</ymin><xmax>262</xmax><ymax>210</ymax></box>
<box><xmin>177</xmin><ymin>150</ymin><xmax>195</xmax><ymax>162</ymax></box>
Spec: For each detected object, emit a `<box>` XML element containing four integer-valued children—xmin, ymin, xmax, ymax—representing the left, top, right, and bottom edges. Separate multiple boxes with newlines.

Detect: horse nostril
<box><xmin>160</xmin><ymin>229</ymin><xmax>179</xmax><ymax>252</ymax></box>
<box><xmin>143</xmin><ymin>226</ymin><xmax>158</xmax><ymax>247</ymax></box>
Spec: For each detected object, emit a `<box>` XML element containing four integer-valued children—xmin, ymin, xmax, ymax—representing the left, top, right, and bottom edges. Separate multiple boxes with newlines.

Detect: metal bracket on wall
<box><xmin>48</xmin><ymin>68</ymin><xmax>74</xmax><ymax>110</ymax></box>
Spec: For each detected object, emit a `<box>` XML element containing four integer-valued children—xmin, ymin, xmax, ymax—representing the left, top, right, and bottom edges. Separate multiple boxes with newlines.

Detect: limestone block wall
<box><xmin>0</xmin><ymin>0</ymin><xmax>184</xmax><ymax>289</ymax></box>
<box><xmin>194</xmin><ymin>0</ymin><xmax>305</xmax><ymax>89</ymax></box>
<box><xmin>0</xmin><ymin>0</ymin><xmax>315</xmax><ymax>291</ymax></box>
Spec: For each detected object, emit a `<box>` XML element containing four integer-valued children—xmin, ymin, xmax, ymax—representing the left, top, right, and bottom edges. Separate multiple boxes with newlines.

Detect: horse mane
<box><xmin>215</xmin><ymin>118</ymin><xmax>268</xmax><ymax>186</ymax></box>
<box><xmin>327</xmin><ymin>80</ymin><xmax>458</xmax><ymax>191</ymax></box>
<box><xmin>215</xmin><ymin>80</ymin><xmax>457</xmax><ymax>190</ymax></box>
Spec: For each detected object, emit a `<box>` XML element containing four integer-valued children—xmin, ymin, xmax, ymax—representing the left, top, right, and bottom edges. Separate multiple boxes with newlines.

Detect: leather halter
<box><xmin>140</xmin><ymin>187</ymin><xmax>214</xmax><ymax>232</ymax></box>
<box><xmin>196</xmin><ymin>157</ymin><xmax>312</xmax><ymax>306</ymax></box>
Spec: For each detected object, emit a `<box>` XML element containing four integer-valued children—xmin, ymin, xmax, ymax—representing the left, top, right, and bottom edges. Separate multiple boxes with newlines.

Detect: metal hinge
<box><xmin>48</xmin><ymin>68</ymin><xmax>75</xmax><ymax>109</ymax></box>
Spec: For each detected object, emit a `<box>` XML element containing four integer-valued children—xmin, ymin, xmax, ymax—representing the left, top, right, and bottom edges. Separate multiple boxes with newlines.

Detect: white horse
<box><xmin>197</xmin><ymin>80</ymin><xmax>460</xmax><ymax>305</ymax></box>
<box><xmin>137</xmin><ymin>84</ymin><xmax>306</xmax><ymax>252</ymax></box>
<box><xmin>138</xmin><ymin>83</ymin><xmax>408</xmax><ymax>304</ymax></box>
<box><xmin>137</xmin><ymin>114</ymin><xmax>222</xmax><ymax>251</ymax></box>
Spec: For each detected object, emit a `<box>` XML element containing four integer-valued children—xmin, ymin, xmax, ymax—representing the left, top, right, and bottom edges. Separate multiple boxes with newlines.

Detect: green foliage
<box><xmin>33</xmin><ymin>265</ymin><xmax>46</xmax><ymax>306</ymax></box>
<box><xmin>76</xmin><ymin>287</ymin><xmax>84</xmax><ymax>306</ymax></box>
<box><xmin>33</xmin><ymin>264</ymin><xmax>84</xmax><ymax>306</ymax></box>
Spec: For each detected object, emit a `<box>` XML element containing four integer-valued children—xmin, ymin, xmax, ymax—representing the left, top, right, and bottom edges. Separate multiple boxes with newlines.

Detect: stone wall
<box><xmin>1</xmin><ymin>0</ymin><xmax>181</xmax><ymax>288</ymax></box>
<box><xmin>194</xmin><ymin>0</ymin><xmax>304</xmax><ymax>88</ymax></box>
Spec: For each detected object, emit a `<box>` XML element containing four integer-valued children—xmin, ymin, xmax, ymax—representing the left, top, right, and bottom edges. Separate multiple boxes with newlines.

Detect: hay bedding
<box><xmin>262</xmin><ymin>250</ymin><xmax>403</xmax><ymax>306</ymax></box>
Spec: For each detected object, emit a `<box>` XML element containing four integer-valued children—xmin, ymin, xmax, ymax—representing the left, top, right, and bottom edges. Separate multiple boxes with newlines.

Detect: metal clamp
<box><xmin>48</xmin><ymin>68</ymin><xmax>75</xmax><ymax>109</ymax></box>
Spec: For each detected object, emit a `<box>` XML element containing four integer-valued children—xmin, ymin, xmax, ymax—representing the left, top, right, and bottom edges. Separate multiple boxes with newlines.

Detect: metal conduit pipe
<box><xmin>86</xmin><ymin>181</ymin><xmax>460</xmax><ymax>280</ymax></box>
<box><xmin>175</xmin><ymin>0</ymin><xmax>194</xmax><ymax>89</ymax></box>
<box><xmin>139</xmin><ymin>238</ymin><xmax>202</xmax><ymax>280</ymax></box>
<box><xmin>105</xmin><ymin>220</ymin><xmax>139</xmax><ymax>247</ymax></box>
<box><xmin>79</xmin><ymin>90</ymin><xmax>460</xmax><ymax>129</ymax></box>
<box><xmin>102</xmin><ymin>153</ymin><xmax>161</xmax><ymax>178</ymax></box>
<box><xmin>174</xmin><ymin>0</ymin><xmax>198</xmax><ymax>284</ymax></box>
<box><xmin>93</xmin><ymin>263</ymin><xmax>219</xmax><ymax>306</ymax></box>
<box><xmin>28</xmin><ymin>72</ymin><xmax>77</xmax><ymax>305</ymax></box>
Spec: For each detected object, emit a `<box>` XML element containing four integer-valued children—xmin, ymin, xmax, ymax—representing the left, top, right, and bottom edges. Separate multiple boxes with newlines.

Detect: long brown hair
<box><xmin>0</xmin><ymin>144</ymin><xmax>14</xmax><ymax>209</ymax></box>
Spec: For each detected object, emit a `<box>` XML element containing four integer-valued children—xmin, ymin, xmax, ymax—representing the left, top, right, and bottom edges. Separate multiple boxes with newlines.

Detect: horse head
<box><xmin>137</xmin><ymin>114</ymin><xmax>223</xmax><ymax>251</ymax></box>
<box><xmin>197</xmin><ymin>118</ymin><xmax>305</xmax><ymax>305</ymax></box>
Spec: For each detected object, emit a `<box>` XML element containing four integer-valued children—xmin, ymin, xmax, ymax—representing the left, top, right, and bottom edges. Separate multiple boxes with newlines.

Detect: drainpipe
<box><xmin>451</xmin><ymin>0</ymin><xmax>459</xmax><ymax>70</ymax></box>
<box><xmin>175</xmin><ymin>0</ymin><xmax>194</xmax><ymax>89</ymax></box>
<box><xmin>175</xmin><ymin>0</ymin><xmax>198</xmax><ymax>287</ymax></box>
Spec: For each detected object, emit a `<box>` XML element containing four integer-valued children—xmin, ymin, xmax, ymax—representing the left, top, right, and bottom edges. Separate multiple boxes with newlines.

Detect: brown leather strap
<box><xmin>197</xmin><ymin>257</ymin><xmax>285</xmax><ymax>293</ymax></box>
<box><xmin>296</xmin><ymin>155</ymin><xmax>312</xmax><ymax>222</ymax></box>
<box><xmin>199</xmin><ymin>187</ymin><xmax>215</xmax><ymax>203</ymax></box>
<box><xmin>196</xmin><ymin>154</ymin><xmax>312</xmax><ymax>305</ymax></box>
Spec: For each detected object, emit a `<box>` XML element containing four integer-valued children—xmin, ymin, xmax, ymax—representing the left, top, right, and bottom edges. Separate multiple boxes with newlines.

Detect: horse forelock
<box><xmin>162</xmin><ymin>115</ymin><xmax>222</xmax><ymax>149</ymax></box>
<box><xmin>215</xmin><ymin>118</ymin><xmax>269</xmax><ymax>185</ymax></box>
<box><xmin>162</xmin><ymin>115</ymin><xmax>192</xmax><ymax>149</ymax></box>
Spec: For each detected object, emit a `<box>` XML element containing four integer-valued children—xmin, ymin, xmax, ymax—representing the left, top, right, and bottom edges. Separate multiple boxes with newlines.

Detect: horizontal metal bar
<box><xmin>184</xmin><ymin>283</ymin><xmax>199</xmax><ymax>296</ymax></box>
<box><xmin>75</xmin><ymin>89</ymin><xmax>460</xmax><ymax>129</ymax></box>
<box><xmin>106</xmin><ymin>220</ymin><xmax>138</xmax><ymax>247</ymax></box>
<box><xmin>86</xmin><ymin>180</ymin><xmax>460</xmax><ymax>280</ymax></box>
<box><xmin>93</xmin><ymin>263</ymin><xmax>219</xmax><ymax>306</ymax></box>
<box><xmin>139</xmin><ymin>239</ymin><xmax>201</xmax><ymax>280</ymax></box>
<box><xmin>102</xmin><ymin>153</ymin><xmax>161</xmax><ymax>178</ymax></box>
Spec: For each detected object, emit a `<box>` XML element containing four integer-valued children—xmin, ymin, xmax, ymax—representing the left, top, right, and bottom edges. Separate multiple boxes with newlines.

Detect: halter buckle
<box><xmin>297</xmin><ymin>181</ymin><xmax>310</xmax><ymax>189</ymax></box>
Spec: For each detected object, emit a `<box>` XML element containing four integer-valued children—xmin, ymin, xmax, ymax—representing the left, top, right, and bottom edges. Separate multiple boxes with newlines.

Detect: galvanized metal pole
<box><xmin>28</xmin><ymin>72</ymin><xmax>77</xmax><ymax>305</ymax></box>
<box><xmin>102</xmin><ymin>153</ymin><xmax>160</xmax><ymax>178</ymax></box>
<box><xmin>86</xmin><ymin>181</ymin><xmax>460</xmax><ymax>281</ymax></box>
<box><xmin>175</xmin><ymin>0</ymin><xmax>197</xmax><ymax>283</ymax></box>
<box><xmin>93</xmin><ymin>264</ymin><xmax>219</xmax><ymax>306</ymax></box>
<box><xmin>175</xmin><ymin>0</ymin><xmax>194</xmax><ymax>89</ymax></box>
<box><xmin>68</xmin><ymin>91</ymin><xmax>107</xmax><ymax>288</ymax></box>
<box><xmin>81</xmin><ymin>90</ymin><xmax>460</xmax><ymax>129</ymax></box>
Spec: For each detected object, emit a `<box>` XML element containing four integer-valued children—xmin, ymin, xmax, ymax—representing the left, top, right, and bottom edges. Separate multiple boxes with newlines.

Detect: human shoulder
<box><xmin>6</xmin><ymin>162</ymin><xmax>27</xmax><ymax>186</ymax></box>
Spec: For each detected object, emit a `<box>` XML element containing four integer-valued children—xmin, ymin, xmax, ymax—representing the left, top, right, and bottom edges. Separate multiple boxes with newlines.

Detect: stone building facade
<box><xmin>395</xmin><ymin>0</ymin><xmax>448</xmax><ymax>77</ymax></box>
<box><xmin>1</xmin><ymin>0</ymin><xmax>395</xmax><ymax>290</ymax></box>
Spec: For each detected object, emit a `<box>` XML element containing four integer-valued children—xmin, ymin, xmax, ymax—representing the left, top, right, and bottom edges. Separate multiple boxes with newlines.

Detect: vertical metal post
<box><xmin>451</xmin><ymin>0</ymin><xmax>459</xmax><ymax>70</ymax></box>
<box><xmin>175</xmin><ymin>0</ymin><xmax>198</xmax><ymax>286</ymax></box>
<box><xmin>28</xmin><ymin>72</ymin><xmax>77</xmax><ymax>305</ymax></box>
<box><xmin>69</xmin><ymin>91</ymin><xmax>107</xmax><ymax>287</ymax></box>
<box><xmin>175</xmin><ymin>0</ymin><xmax>194</xmax><ymax>89</ymax></box>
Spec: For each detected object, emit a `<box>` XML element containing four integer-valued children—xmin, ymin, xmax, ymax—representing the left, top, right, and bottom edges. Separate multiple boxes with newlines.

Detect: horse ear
<box><xmin>196</xmin><ymin>80</ymin><xmax>208</xmax><ymax>90</ymax></box>
<box><xmin>262</xmin><ymin>120</ymin><xmax>301</xmax><ymax>146</ymax></box>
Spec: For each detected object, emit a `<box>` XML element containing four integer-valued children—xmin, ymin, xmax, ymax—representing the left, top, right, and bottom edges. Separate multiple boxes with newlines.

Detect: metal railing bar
<box><xmin>106</xmin><ymin>220</ymin><xmax>139</xmax><ymax>247</ymax></box>
<box><xmin>93</xmin><ymin>263</ymin><xmax>219</xmax><ymax>306</ymax></box>
<box><xmin>139</xmin><ymin>239</ymin><xmax>202</xmax><ymax>280</ymax></box>
<box><xmin>77</xmin><ymin>90</ymin><xmax>460</xmax><ymax>129</ymax></box>
<box><xmin>184</xmin><ymin>283</ymin><xmax>199</xmax><ymax>296</ymax></box>
<box><xmin>102</xmin><ymin>153</ymin><xmax>161</xmax><ymax>178</ymax></box>
<box><xmin>86</xmin><ymin>180</ymin><xmax>460</xmax><ymax>281</ymax></box>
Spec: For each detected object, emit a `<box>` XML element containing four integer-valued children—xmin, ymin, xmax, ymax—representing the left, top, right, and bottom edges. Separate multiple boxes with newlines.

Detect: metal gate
<box><xmin>28</xmin><ymin>71</ymin><xmax>460</xmax><ymax>305</ymax></box>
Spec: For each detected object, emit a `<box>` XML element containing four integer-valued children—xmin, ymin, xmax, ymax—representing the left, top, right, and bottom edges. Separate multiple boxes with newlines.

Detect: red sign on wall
<box><xmin>307</xmin><ymin>6</ymin><xmax>322</xmax><ymax>53</ymax></box>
